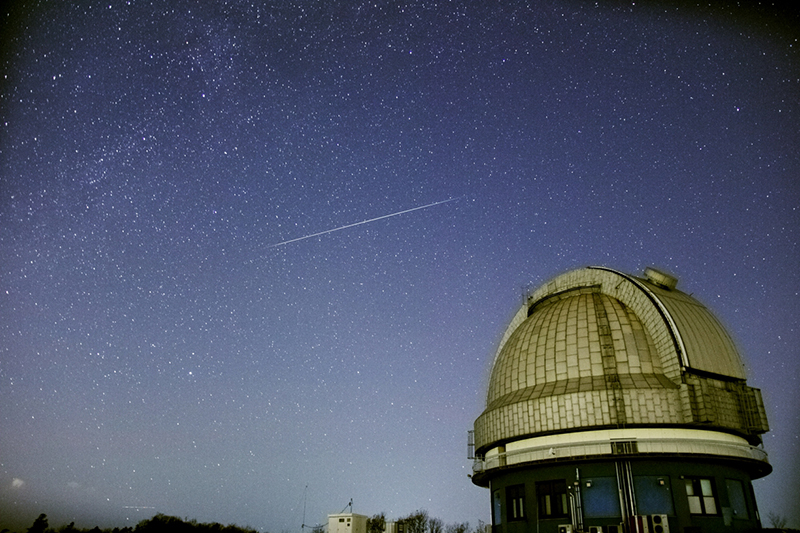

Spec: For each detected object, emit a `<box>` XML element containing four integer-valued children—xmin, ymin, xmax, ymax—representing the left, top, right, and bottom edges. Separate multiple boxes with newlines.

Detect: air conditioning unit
<box><xmin>588</xmin><ymin>527</ymin><xmax>603</xmax><ymax>533</ymax></box>
<box><xmin>647</xmin><ymin>515</ymin><xmax>669</xmax><ymax>533</ymax></box>
<box><xmin>558</xmin><ymin>525</ymin><xmax>573</xmax><ymax>533</ymax></box>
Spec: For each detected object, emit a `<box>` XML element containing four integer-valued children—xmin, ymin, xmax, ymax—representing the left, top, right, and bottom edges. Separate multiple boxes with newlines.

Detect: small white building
<box><xmin>328</xmin><ymin>513</ymin><xmax>368</xmax><ymax>533</ymax></box>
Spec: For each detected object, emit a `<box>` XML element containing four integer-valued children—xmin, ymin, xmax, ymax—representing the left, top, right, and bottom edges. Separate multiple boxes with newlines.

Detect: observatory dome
<box><xmin>472</xmin><ymin>267</ymin><xmax>770</xmax><ymax>481</ymax></box>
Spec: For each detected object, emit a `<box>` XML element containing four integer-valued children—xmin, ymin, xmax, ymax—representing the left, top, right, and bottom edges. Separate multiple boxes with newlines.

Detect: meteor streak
<box><xmin>268</xmin><ymin>196</ymin><xmax>461</xmax><ymax>248</ymax></box>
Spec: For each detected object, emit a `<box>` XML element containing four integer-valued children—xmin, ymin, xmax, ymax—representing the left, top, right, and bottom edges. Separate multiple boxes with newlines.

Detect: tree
<box><xmin>27</xmin><ymin>514</ymin><xmax>49</xmax><ymax>533</ymax></box>
<box><xmin>59</xmin><ymin>523</ymin><xmax>78</xmax><ymax>533</ymax></box>
<box><xmin>132</xmin><ymin>514</ymin><xmax>258</xmax><ymax>533</ymax></box>
<box><xmin>444</xmin><ymin>523</ymin><xmax>468</xmax><ymax>533</ymax></box>
<box><xmin>767</xmin><ymin>512</ymin><xmax>788</xmax><ymax>529</ymax></box>
<box><xmin>473</xmin><ymin>521</ymin><xmax>491</xmax><ymax>533</ymax></box>
<box><xmin>427</xmin><ymin>518</ymin><xmax>443</xmax><ymax>533</ymax></box>
<box><xmin>367</xmin><ymin>514</ymin><xmax>386</xmax><ymax>533</ymax></box>
<box><xmin>398</xmin><ymin>510</ymin><xmax>428</xmax><ymax>533</ymax></box>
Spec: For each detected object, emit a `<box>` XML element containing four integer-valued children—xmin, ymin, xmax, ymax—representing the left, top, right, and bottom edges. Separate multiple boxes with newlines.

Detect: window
<box><xmin>685</xmin><ymin>478</ymin><xmax>717</xmax><ymax>515</ymax></box>
<box><xmin>611</xmin><ymin>441</ymin><xmax>638</xmax><ymax>454</ymax></box>
<box><xmin>493</xmin><ymin>490</ymin><xmax>502</xmax><ymax>526</ymax></box>
<box><xmin>633</xmin><ymin>476</ymin><xmax>674</xmax><ymax>515</ymax></box>
<box><xmin>507</xmin><ymin>485</ymin><xmax>526</xmax><ymax>521</ymax></box>
<box><xmin>537</xmin><ymin>480</ymin><xmax>569</xmax><ymax>519</ymax></box>
<box><xmin>584</xmin><ymin>477</ymin><xmax>622</xmax><ymax>518</ymax></box>
<box><xmin>725</xmin><ymin>479</ymin><xmax>749</xmax><ymax>519</ymax></box>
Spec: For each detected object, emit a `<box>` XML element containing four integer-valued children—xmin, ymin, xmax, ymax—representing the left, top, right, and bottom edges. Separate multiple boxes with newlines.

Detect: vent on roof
<box><xmin>644</xmin><ymin>267</ymin><xmax>678</xmax><ymax>290</ymax></box>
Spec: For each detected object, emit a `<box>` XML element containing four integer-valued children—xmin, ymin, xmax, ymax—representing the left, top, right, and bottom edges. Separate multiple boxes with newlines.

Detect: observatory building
<box><xmin>470</xmin><ymin>267</ymin><xmax>770</xmax><ymax>533</ymax></box>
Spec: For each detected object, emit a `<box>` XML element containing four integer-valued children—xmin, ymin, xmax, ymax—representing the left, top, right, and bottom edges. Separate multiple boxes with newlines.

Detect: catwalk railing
<box><xmin>472</xmin><ymin>436</ymin><xmax>769</xmax><ymax>474</ymax></box>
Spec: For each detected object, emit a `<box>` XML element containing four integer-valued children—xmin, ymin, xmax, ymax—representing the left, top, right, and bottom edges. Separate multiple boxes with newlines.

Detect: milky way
<box><xmin>1</xmin><ymin>1</ymin><xmax>798</xmax><ymax>532</ymax></box>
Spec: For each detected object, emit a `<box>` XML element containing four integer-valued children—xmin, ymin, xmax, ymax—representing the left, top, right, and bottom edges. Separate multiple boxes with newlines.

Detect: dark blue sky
<box><xmin>1</xmin><ymin>1</ymin><xmax>798</xmax><ymax>531</ymax></box>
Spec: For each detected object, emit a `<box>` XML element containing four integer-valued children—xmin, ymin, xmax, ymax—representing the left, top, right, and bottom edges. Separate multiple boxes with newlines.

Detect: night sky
<box><xmin>1</xmin><ymin>1</ymin><xmax>798</xmax><ymax>531</ymax></box>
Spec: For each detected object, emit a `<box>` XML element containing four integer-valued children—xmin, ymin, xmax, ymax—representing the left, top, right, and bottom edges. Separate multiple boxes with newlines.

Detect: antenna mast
<box><xmin>301</xmin><ymin>485</ymin><xmax>308</xmax><ymax>532</ymax></box>
<box><xmin>300</xmin><ymin>486</ymin><xmax>326</xmax><ymax>533</ymax></box>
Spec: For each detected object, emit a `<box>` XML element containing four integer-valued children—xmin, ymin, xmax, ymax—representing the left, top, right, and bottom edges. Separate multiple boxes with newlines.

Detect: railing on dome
<box><xmin>471</xmin><ymin>436</ymin><xmax>769</xmax><ymax>474</ymax></box>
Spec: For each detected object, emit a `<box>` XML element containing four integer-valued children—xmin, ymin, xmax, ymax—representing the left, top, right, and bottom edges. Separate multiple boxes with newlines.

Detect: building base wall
<box><xmin>486</xmin><ymin>458</ymin><xmax>761</xmax><ymax>533</ymax></box>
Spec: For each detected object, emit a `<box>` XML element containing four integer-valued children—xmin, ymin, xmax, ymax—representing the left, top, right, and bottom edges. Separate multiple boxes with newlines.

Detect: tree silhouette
<box><xmin>428</xmin><ymin>518</ymin><xmax>443</xmax><ymax>533</ymax></box>
<box><xmin>10</xmin><ymin>508</ymin><xmax>487</xmax><ymax>533</ymax></box>
<box><xmin>444</xmin><ymin>523</ymin><xmax>468</xmax><ymax>533</ymax></box>
<box><xmin>367</xmin><ymin>513</ymin><xmax>386</xmax><ymax>533</ymax></box>
<box><xmin>398</xmin><ymin>510</ymin><xmax>428</xmax><ymax>533</ymax></box>
<box><xmin>27</xmin><ymin>514</ymin><xmax>49</xmax><ymax>533</ymax></box>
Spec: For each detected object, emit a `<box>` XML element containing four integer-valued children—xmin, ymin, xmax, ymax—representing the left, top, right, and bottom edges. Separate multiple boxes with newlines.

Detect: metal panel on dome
<box><xmin>643</xmin><ymin>282</ymin><xmax>746</xmax><ymax>380</ymax></box>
